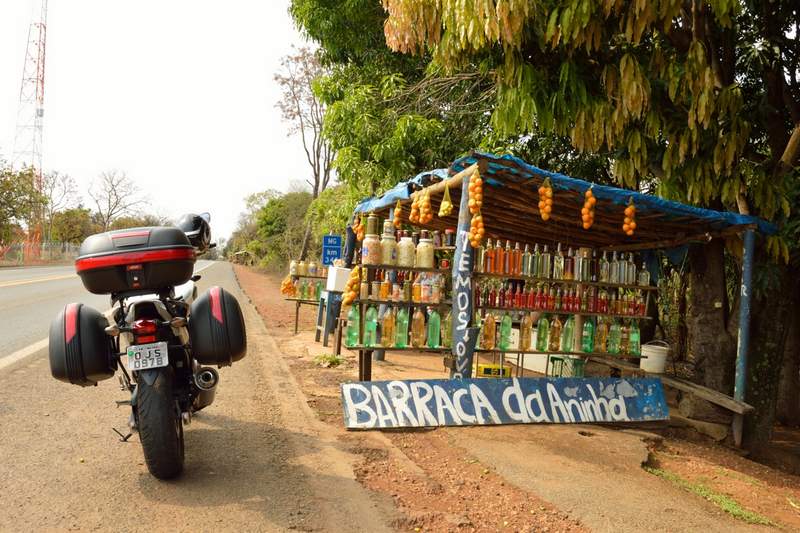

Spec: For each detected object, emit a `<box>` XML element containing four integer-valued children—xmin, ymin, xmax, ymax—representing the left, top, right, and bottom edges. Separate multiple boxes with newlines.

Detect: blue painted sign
<box><xmin>341</xmin><ymin>377</ymin><xmax>669</xmax><ymax>429</ymax></box>
<box><xmin>450</xmin><ymin>171</ymin><xmax>477</xmax><ymax>378</ymax></box>
<box><xmin>321</xmin><ymin>234</ymin><xmax>342</xmax><ymax>266</ymax></box>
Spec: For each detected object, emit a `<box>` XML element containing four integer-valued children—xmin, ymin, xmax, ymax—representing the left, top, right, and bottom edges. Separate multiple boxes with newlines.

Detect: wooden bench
<box><xmin>588</xmin><ymin>357</ymin><xmax>754</xmax><ymax>446</ymax></box>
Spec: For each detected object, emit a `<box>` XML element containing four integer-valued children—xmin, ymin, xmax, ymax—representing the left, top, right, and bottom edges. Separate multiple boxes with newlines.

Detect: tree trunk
<box><xmin>775</xmin><ymin>285</ymin><xmax>800</xmax><ymax>426</ymax></box>
<box><xmin>298</xmin><ymin>222</ymin><xmax>313</xmax><ymax>261</ymax></box>
<box><xmin>744</xmin><ymin>263</ymin><xmax>798</xmax><ymax>450</ymax></box>
<box><xmin>687</xmin><ymin>238</ymin><xmax>736</xmax><ymax>394</ymax></box>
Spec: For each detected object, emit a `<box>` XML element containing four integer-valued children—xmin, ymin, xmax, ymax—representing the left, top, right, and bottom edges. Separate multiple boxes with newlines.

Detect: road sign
<box><xmin>321</xmin><ymin>234</ymin><xmax>342</xmax><ymax>266</ymax></box>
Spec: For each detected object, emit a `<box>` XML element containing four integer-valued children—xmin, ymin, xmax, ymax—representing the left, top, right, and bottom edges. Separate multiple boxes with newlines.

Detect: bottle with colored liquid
<box><xmin>381</xmin><ymin>308</ymin><xmax>395</xmax><ymax>347</ymax></box>
<box><xmin>581</xmin><ymin>319</ymin><xmax>595</xmax><ymax>353</ymax></box>
<box><xmin>540</xmin><ymin>245</ymin><xmax>552</xmax><ymax>279</ymax></box>
<box><xmin>629</xmin><ymin>322</ymin><xmax>641</xmax><ymax>356</ymax></box>
<box><xmin>520</xmin><ymin>313</ymin><xmax>533</xmax><ymax>350</ymax></box>
<box><xmin>620</xmin><ymin>322</ymin><xmax>630</xmax><ymax>354</ymax></box>
<box><xmin>561</xmin><ymin>315</ymin><xmax>575</xmax><ymax>352</ymax></box>
<box><xmin>608</xmin><ymin>320</ymin><xmax>621</xmax><ymax>354</ymax></box>
<box><xmin>345</xmin><ymin>305</ymin><xmax>360</xmax><ymax>347</ymax></box>
<box><xmin>427</xmin><ymin>309</ymin><xmax>441</xmax><ymax>348</ymax></box>
<box><xmin>552</xmin><ymin>243</ymin><xmax>564</xmax><ymax>280</ymax></box>
<box><xmin>484</xmin><ymin>238</ymin><xmax>494</xmax><ymax>273</ymax></box>
<box><xmin>536</xmin><ymin>315</ymin><xmax>550</xmax><ymax>351</ymax></box>
<box><xmin>395</xmin><ymin>307</ymin><xmax>409</xmax><ymax>348</ymax></box>
<box><xmin>364</xmin><ymin>305</ymin><xmax>378</xmax><ymax>347</ymax></box>
<box><xmin>482</xmin><ymin>312</ymin><xmax>496</xmax><ymax>350</ymax></box>
<box><xmin>549</xmin><ymin>315</ymin><xmax>563</xmax><ymax>352</ymax></box>
<box><xmin>412</xmin><ymin>274</ymin><xmax>422</xmax><ymax>303</ymax></box>
<box><xmin>498</xmin><ymin>313</ymin><xmax>513</xmax><ymax>350</ymax></box>
<box><xmin>411</xmin><ymin>308</ymin><xmax>426</xmax><ymax>348</ymax></box>
<box><xmin>441</xmin><ymin>309</ymin><xmax>452</xmax><ymax>348</ymax></box>
<box><xmin>595</xmin><ymin>318</ymin><xmax>609</xmax><ymax>352</ymax></box>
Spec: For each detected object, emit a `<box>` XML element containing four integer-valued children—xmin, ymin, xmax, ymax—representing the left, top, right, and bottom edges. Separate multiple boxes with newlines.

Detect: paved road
<box><xmin>0</xmin><ymin>261</ymin><xmax>390</xmax><ymax>531</ymax></box>
<box><xmin>0</xmin><ymin>260</ymin><xmax>212</xmax><ymax>360</ymax></box>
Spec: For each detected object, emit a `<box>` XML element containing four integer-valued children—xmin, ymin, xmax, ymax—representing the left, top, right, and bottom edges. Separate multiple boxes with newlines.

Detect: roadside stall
<box><xmin>341</xmin><ymin>151</ymin><xmax>774</xmax><ymax>442</ymax></box>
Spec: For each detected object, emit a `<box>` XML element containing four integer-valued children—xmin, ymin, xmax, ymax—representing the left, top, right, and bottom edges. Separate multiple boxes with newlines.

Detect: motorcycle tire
<box><xmin>136</xmin><ymin>367</ymin><xmax>184</xmax><ymax>479</ymax></box>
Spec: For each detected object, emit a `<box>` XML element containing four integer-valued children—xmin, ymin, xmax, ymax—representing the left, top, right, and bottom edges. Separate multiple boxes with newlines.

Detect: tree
<box><xmin>88</xmin><ymin>170</ymin><xmax>145</xmax><ymax>231</ymax></box>
<box><xmin>381</xmin><ymin>0</ymin><xmax>800</xmax><ymax>447</ymax></box>
<box><xmin>41</xmin><ymin>171</ymin><xmax>78</xmax><ymax>243</ymax></box>
<box><xmin>109</xmin><ymin>214</ymin><xmax>170</xmax><ymax>230</ymax></box>
<box><xmin>0</xmin><ymin>165</ymin><xmax>45</xmax><ymax>248</ymax></box>
<box><xmin>50</xmin><ymin>207</ymin><xmax>95</xmax><ymax>245</ymax></box>
<box><xmin>275</xmin><ymin>47</ymin><xmax>334</xmax><ymax>260</ymax></box>
<box><xmin>256</xmin><ymin>191</ymin><xmax>315</xmax><ymax>266</ymax></box>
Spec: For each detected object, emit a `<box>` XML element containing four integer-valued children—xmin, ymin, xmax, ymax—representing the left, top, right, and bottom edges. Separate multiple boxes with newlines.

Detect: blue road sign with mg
<box><xmin>322</xmin><ymin>234</ymin><xmax>342</xmax><ymax>265</ymax></box>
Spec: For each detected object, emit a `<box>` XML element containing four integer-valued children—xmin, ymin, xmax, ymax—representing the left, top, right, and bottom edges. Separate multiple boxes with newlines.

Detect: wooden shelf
<box><xmin>473</xmin><ymin>271</ymin><xmax>658</xmax><ymax>292</ymax></box>
<box><xmin>476</xmin><ymin>348</ymin><xmax>642</xmax><ymax>359</ymax></box>
<box><xmin>346</xmin><ymin>344</ymin><xmax>448</xmax><ymax>353</ymax></box>
<box><xmin>290</xmin><ymin>274</ymin><xmax>326</xmax><ymax>280</ymax></box>
<box><xmin>284</xmin><ymin>298</ymin><xmax>319</xmax><ymax>304</ymax></box>
<box><xmin>475</xmin><ymin>306</ymin><xmax>651</xmax><ymax>320</ymax></box>
<box><xmin>357</xmin><ymin>299</ymin><xmax>452</xmax><ymax>308</ymax></box>
<box><xmin>359</xmin><ymin>264</ymin><xmax>448</xmax><ymax>273</ymax></box>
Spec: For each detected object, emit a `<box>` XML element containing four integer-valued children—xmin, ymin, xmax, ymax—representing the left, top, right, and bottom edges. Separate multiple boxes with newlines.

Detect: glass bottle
<box><xmin>552</xmin><ymin>243</ymin><xmax>565</xmax><ymax>280</ymax></box>
<box><xmin>427</xmin><ymin>309</ymin><xmax>441</xmax><ymax>348</ymax></box>
<box><xmin>561</xmin><ymin>315</ymin><xmax>575</xmax><ymax>352</ymax></box>
<box><xmin>514</xmin><ymin>284</ymin><xmax>524</xmax><ymax>308</ymax></box>
<box><xmin>381</xmin><ymin>308</ymin><xmax>395</xmax><ymax>347</ymax></box>
<box><xmin>411</xmin><ymin>308</ymin><xmax>426</xmax><ymax>348</ymax></box>
<box><xmin>581</xmin><ymin>319</ymin><xmax>595</xmax><ymax>353</ymax></box>
<box><xmin>549</xmin><ymin>315</ymin><xmax>563</xmax><ymax>352</ymax></box>
<box><xmin>483</xmin><ymin>239</ymin><xmax>493</xmax><ymax>273</ymax></box>
<box><xmin>488</xmin><ymin>283</ymin><xmax>497</xmax><ymax>307</ymax></box>
<box><xmin>395</xmin><ymin>307</ymin><xmax>409</xmax><ymax>348</ymax></box>
<box><xmin>482</xmin><ymin>312</ymin><xmax>496</xmax><ymax>350</ymax></box>
<box><xmin>522</xmin><ymin>244</ymin><xmax>532</xmax><ymax>276</ymax></box>
<box><xmin>402</xmin><ymin>279</ymin><xmax>412</xmax><ymax>302</ymax></box>
<box><xmin>590</xmin><ymin>249</ymin><xmax>599</xmax><ymax>282</ymax></box>
<box><xmin>554</xmin><ymin>287</ymin><xmax>562</xmax><ymax>311</ymax></box>
<box><xmin>547</xmin><ymin>285</ymin><xmax>556</xmax><ymax>310</ymax></box>
<box><xmin>540</xmin><ymin>244</ymin><xmax>552</xmax><ymax>279</ymax></box>
<box><xmin>629</xmin><ymin>322</ymin><xmax>641</xmax><ymax>356</ymax></box>
<box><xmin>599</xmin><ymin>251</ymin><xmax>610</xmax><ymax>283</ymax></box>
<box><xmin>441</xmin><ymin>309</ymin><xmax>452</xmax><ymax>348</ymax></box>
<box><xmin>498</xmin><ymin>313</ymin><xmax>513</xmax><ymax>350</ymax></box>
<box><xmin>380</xmin><ymin>274</ymin><xmax>391</xmax><ymax>300</ymax></box>
<box><xmin>520</xmin><ymin>313</ymin><xmax>533</xmax><ymax>351</ymax></box>
<box><xmin>608</xmin><ymin>320</ymin><xmax>621</xmax><ymax>354</ymax></box>
<box><xmin>503</xmin><ymin>240</ymin><xmax>512</xmax><ymax>274</ymax></box>
<box><xmin>564</xmin><ymin>247</ymin><xmax>575</xmax><ymax>280</ymax></box>
<box><xmin>638</xmin><ymin>262</ymin><xmax>651</xmax><ymax>286</ymax></box>
<box><xmin>345</xmin><ymin>305</ymin><xmax>360</xmax><ymax>347</ymax></box>
<box><xmin>595</xmin><ymin>318</ymin><xmax>609</xmax><ymax>352</ymax></box>
<box><xmin>610</xmin><ymin>252</ymin><xmax>620</xmax><ymax>283</ymax></box>
<box><xmin>412</xmin><ymin>274</ymin><xmax>422</xmax><ymax>303</ymax></box>
<box><xmin>627</xmin><ymin>253</ymin><xmax>637</xmax><ymax>285</ymax></box>
<box><xmin>580</xmin><ymin>249</ymin><xmax>591</xmax><ymax>282</ymax></box>
<box><xmin>494</xmin><ymin>240</ymin><xmax>504</xmax><ymax>274</ymax></box>
<box><xmin>532</xmin><ymin>244</ymin><xmax>541</xmax><ymax>279</ymax></box>
<box><xmin>527</xmin><ymin>286</ymin><xmax>536</xmax><ymax>309</ymax></box>
<box><xmin>364</xmin><ymin>305</ymin><xmax>379</xmax><ymax>347</ymax></box>
<box><xmin>620</xmin><ymin>322</ymin><xmax>630</xmax><ymax>354</ymax></box>
<box><xmin>513</xmin><ymin>242</ymin><xmax>522</xmax><ymax>275</ymax></box>
<box><xmin>498</xmin><ymin>283</ymin><xmax>506</xmax><ymax>308</ymax></box>
<box><xmin>536</xmin><ymin>315</ymin><xmax>550</xmax><ymax>351</ymax></box>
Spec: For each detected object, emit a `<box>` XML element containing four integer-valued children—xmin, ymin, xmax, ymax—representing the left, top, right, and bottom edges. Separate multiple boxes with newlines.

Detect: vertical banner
<box><xmin>450</xmin><ymin>168</ymin><xmax>478</xmax><ymax>379</ymax></box>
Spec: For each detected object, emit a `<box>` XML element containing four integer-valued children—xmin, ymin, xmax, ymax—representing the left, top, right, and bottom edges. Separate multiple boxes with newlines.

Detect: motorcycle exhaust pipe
<box><xmin>193</xmin><ymin>367</ymin><xmax>219</xmax><ymax>411</ymax></box>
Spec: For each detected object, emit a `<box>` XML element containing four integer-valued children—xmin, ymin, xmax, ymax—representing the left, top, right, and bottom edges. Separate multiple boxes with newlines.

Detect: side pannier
<box><xmin>189</xmin><ymin>287</ymin><xmax>247</xmax><ymax>367</ymax></box>
<box><xmin>49</xmin><ymin>303</ymin><xmax>117</xmax><ymax>386</ymax></box>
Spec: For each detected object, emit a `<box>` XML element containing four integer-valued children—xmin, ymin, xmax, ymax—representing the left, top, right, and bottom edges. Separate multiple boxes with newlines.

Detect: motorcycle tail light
<box><xmin>133</xmin><ymin>319</ymin><xmax>158</xmax><ymax>344</ymax></box>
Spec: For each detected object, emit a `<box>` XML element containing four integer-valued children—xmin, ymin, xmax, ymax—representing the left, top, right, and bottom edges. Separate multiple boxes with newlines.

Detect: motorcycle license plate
<box><xmin>127</xmin><ymin>342</ymin><xmax>169</xmax><ymax>371</ymax></box>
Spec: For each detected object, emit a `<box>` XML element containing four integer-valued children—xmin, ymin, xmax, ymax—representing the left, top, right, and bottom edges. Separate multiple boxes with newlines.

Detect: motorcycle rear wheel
<box><xmin>137</xmin><ymin>367</ymin><xmax>185</xmax><ymax>479</ymax></box>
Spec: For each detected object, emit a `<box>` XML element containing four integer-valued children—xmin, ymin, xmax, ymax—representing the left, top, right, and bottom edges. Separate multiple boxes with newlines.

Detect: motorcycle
<box><xmin>48</xmin><ymin>213</ymin><xmax>247</xmax><ymax>479</ymax></box>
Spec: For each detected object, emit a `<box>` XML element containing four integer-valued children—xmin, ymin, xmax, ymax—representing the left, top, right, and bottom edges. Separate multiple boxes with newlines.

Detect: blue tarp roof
<box><xmin>451</xmin><ymin>152</ymin><xmax>777</xmax><ymax>236</ymax></box>
<box><xmin>353</xmin><ymin>151</ymin><xmax>776</xmax><ymax>241</ymax></box>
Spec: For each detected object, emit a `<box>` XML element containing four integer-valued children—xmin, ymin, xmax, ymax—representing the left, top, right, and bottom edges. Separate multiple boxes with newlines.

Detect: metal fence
<box><xmin>0</xmin><ymin>242</ymin><xmax>81</xmax><ymax>266</ymax></box>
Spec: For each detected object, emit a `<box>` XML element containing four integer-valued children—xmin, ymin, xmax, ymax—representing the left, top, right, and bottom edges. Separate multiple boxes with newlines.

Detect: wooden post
<box><xmin>732</xmin><ymin>228</ymin><xmax>755</xmax><ymax>447</ymax></box>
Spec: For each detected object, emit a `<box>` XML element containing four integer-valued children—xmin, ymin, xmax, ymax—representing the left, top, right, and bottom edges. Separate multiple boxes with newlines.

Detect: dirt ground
<box><xmin>238</xmin><ymin>266</ymin><xmax>800</xmax><ymax>532</ymax></box>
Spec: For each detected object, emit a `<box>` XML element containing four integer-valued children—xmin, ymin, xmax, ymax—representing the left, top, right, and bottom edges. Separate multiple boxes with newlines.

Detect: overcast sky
<box><xmin>0</xmin><ymin>0</ymin><xmax>310</xmax><ymax>240</ymax></box>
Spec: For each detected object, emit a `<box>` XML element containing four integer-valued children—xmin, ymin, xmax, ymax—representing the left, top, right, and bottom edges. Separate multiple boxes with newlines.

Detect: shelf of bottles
<box><xmin>346</xmin><ymin>219</ymin><xmax>457</xmax><ymax>353</ymax></box>
<box><xmin>285</xmin><ymin>298</ymin><xmax>320</xmax><ymax>305</ymax></box>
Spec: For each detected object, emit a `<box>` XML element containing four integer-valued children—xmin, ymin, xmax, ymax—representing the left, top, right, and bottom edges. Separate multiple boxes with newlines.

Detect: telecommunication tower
<box><xmin>12</xmin><ymin>0</ymin><xmax>49</xmax><ymax>183</ymax></box>
<box><xmin>12</xmin><ymin>0</ymin><xmax>49</xmax><ymax>257</ymax></box>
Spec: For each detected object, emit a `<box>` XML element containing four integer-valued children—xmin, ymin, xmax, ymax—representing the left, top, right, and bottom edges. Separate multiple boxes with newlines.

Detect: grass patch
<box><xmin>313</xmin><ymin>354</ymin><xmax>344</xmax><ymax>368</ymax></box>
<box><xmin>714</xmin><ymin>467</ymin><xmax>764</xmax><ymax>487</ymax></box>
<box><xmin>643</xmin><ymin>466</ymin><xmax>775</xmax><ymax>526</ymax></box>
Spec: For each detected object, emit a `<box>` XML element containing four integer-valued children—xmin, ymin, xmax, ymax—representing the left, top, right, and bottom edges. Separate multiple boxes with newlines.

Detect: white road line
<box><xmin>0</xmin><ymin>261</ymin><xmax>221</xmax><ymax>372</ymax></box>
<box><xmin>0</xmin><ymin>273</ymin><xmax>77</xmax><ymax>289</ymax></box>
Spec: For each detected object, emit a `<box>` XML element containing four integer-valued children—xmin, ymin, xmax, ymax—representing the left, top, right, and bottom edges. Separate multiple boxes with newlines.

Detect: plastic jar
<box><xmin>415</xmin><ymin>237</ymin><xmax>434</xmax><ymax>268</ymax></box>
<box><xmin>308</xmin><ymin>261</ymin><xmax>318</xmax><ymax>277</ymax></box>
<box><xmin>397</xmin><ymin>235</ymin><xmax>416</xmax><ymax>267</ymax></box>
<box><xmin>366</xmin><ymin>213</ymin><xmax>379</xmax><ymax>235</ymax></box>
<box><xmin>361</xmin><ymin>234</ymin><xmax>381</xmax><ymax>265</ymax></box>
<box><xmin>298</xmin><ymin>260</ymin><xmax>308</xmax><ymax>276</ymax></box>
<box><xmin>289</xmin><ymin>260</ymin><xmax>298</xmax><ymax>276</ymax></box>
<box><xmin>381</xmin><ymin>233</ymin><xmax>397</xmax><ymax>265</ymax></box>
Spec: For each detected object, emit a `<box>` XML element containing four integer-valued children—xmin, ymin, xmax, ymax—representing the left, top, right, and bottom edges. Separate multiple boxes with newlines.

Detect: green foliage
<box><xmin>50</xmin><ymin>208</ymin><xmax>95</xmax><ymax>244</ymax></box>
<box><xmin>0</xmin><ymin>165</ymin><xmax>46</xmax><ymax>245</ymax></box>
<box><xmin>643</xmin><ymin>466</ymin><xmax>775</xmax><ymax>526</ymax></box>
<box><xmin>306</xmin><ymin>185</ymin><xmax>357</xmax><ymax>237</ymax></box>
<box><xmin>313</xmin><ymin>353</ymin><xmax>343</xmax><ymax>368</ymax></box>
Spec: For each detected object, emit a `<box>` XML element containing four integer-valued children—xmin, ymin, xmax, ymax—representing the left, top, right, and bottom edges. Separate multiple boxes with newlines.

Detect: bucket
<box><xmin>640</xmin><ymin>341</ymin><xmax>669</xmax><ymax>373</ymax></box>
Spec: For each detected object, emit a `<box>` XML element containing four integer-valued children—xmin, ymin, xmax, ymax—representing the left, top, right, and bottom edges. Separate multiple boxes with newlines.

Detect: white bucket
<box><xmin>640</xmin><ymin>341</ymin><xmax>670</xmax><ymax>373</ymax></box>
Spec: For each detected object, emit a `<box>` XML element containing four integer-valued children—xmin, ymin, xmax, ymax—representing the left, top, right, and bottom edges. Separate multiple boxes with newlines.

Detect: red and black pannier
<box><xmin>49</xmin><ymin>303</ymin><xmax>117</xmax><ymax>386</ymax></box>
<box><xmin>75</xmin><ymin>227</ymin><xmax>196</xmax><ymax>295</ymax></box>
<box><xmin>189</xmin><ymin>286</ymin><xmax>247</xmax><ymax>366</ymax></box>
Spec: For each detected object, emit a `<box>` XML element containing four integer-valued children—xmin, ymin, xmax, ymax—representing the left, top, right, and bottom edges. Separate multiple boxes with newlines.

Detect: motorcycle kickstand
<box><xmin>112</xmin><ymin>427</ymin><xmax>133</xmax><ymax>442</ymax></box>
